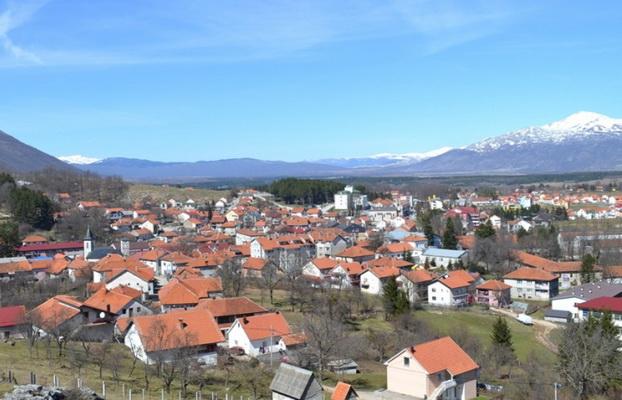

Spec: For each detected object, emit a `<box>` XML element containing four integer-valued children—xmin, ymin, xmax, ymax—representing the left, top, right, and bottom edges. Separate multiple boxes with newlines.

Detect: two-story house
<box><xmin>503</xmin><ymin>267</ymin><xmax>559</xmax><ymax>300</ymax></box>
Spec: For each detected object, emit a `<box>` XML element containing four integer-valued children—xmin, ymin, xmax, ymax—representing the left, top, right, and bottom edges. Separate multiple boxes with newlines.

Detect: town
<box><xmin>1</xmin><ymin>172</ymin><xmax>622</xmax><ymax>399</ymax></box>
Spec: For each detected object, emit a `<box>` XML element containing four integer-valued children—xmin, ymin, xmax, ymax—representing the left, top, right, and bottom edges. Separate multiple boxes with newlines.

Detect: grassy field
<box><xmin>128</xmin><ymin>183</ymin><xmax>228</xmax><ymax>205</ymax></box>
<box><xmin>414</xmin><ymin>309</ymin><xmax>556</xmax><ymax>363</ymax></box>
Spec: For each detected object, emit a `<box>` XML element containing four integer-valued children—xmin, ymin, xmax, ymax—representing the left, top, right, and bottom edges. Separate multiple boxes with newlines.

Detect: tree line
<box><xmin>267</xmin><ymin>178</ymin><xmax>350</xmax><ymax>205</ymax></box>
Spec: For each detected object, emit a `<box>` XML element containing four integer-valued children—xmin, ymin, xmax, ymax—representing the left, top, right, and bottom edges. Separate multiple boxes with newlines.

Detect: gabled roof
<box><xmin>29</xmin><ymin>295</ymin><xmax>83</xmax><ymax>332</ymax></box>
<box><xmin>553</xmin><ymin>282</ymin><xmax>622</xmax><ymax>301</ymax></box>
<box><xmin>0</xmin><ymin>305</ymin><xmax>26</xmax><ymax>327</ymax></box>
<box><xmin>243</xmin><ymin>257</ymin><xmax>267</xmax><ymax>271</ymax></box>
<box><xmin>577</xmin><ymin>296</ymin><xmax>622</xmax><ymax>313</ymax></box>
<box><xmin>364</xmin><ymin>266</ymin><xmax>400</xmax><ymax>279</ymax></box>
<box><xmin>132</xmin><ymin>308</ymin><xmax>224</xmax><ymax>353</ymax></box>
<box><xmin>336</xmin><ymin>246</ymin><xmax>374</xmax><ymax>259</ymax></box>
<box><xmin>400</xmin><ymin>269</ymin><xmax>436</xmax><ymax>284</ymax></box>
<box><xmin>236</xmin><ymin>312</ymin><xmax>291</xmax><ymax>341</ymax></box>
<box><xmin>390</xmin><ymin>336</ymin><xmax>479</xmax><ymax>377</ymax></box>
<box><xmin>198</xmin><ymin>297</ymin><xmax>267</xmax><ymax>318</ymax></box>
<box><xmin>310</xmin><ymin>257</ymin><xmax>339</xmax><ymax>271</ymax></box>
<box><xmin>82</xmin><ymin>286</ymin><xmax>142</xmax><ymax>314</ymax></box>
<box><xmin>159</xmin><ymin>277</ymin><xmax>223</xmax><ymax>306</ymax></box>
<box><xmin>477</xmin><ymin>279</ymin><xmax>511</xmax><ymax>291</ymax></box>
<box><xmin>366</xmin><ymin>257</ymin><xmax>413</xmax><ymax>269</ymax></box>
<box><xmin>270</xmin><ymin>363</ymin><xmax>321</xmax><ymax>400</ymax></box>
<box><xmin>504</xmin><ymin>266</ymin><xmax>557</xmax><ymax>282</ymax></box>
<box><xmin>332</xmin><ymin>382</ymin><xmax>357</xmax><ymax>400</ymax></box>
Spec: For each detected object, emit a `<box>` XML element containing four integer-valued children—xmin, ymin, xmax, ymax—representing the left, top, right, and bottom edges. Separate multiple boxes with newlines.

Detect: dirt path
<box><xmin>490</xmin><ymin>308</ymin><xmax>559</xmax><ymax>353</ymax></box>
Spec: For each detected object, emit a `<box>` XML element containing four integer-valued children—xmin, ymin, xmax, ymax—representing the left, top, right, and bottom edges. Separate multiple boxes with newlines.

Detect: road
<box><xmin>490</xmin><ymin>307</ymin><xmax>560</xmax><ymax>353</ymax></box>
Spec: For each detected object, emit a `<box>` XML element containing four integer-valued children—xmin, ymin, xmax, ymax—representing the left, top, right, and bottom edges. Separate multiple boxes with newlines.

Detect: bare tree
<box><xmin>260</xmin><ymin>259</ymin><xmax>281</xmax><ymax>305</ymax></box>
<box><xmin>301</xmin><ymin>309</ymin><xmax>347</xmax><ymax>380</ymax></box>
<box><xmin>219</xmin><ymin>258</ymin><xmax>246</xmax><ymax>297</ymax></box>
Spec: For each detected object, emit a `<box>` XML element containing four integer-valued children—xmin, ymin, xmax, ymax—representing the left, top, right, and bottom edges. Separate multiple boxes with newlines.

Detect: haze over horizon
<box><xmin>1</xmin><ymin>0</ymin><xmax>622</xmax><ymax>162</ymax></box>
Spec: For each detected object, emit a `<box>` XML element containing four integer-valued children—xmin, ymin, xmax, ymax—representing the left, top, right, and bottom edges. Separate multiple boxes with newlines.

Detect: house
<box><xmin>503</xmin><ymin>267</ymin><xmax>559</xmax><ymax>300</ymax></box>
<box><xmin>421</xmin><ymin>248</ymin><xmax>468</xmax><ymax>269</ymax></box>
<box><xmin>198</xmin><ymin>297</ymin><xmax>267</xmax><ymax>333</ymax></box>
<box><xmin>29</xmin><ymin>295</ymin><xmax>85</xmax><ymax>338</ymax></box>
<box><xmin>335</xmin><ymin>246</ymin><xmax>375</xmax><ymax>263</ymax></box>
<box><xmin>327</xmin><ymin>359</ymin><xmax>359</xmax><ymax>375</ymax></box>
<box><xmin>329</xmin><ymin>262</ymin><xmax>365</xmax><ymax>289</ymax></box>
<box><xmin>124</xmin><ymin>308</ymin><xmax>224</xmax><ymax>366</ymax></box>
<box><xmin>331</xmin><ymin>382</ymin><xmax>359</xmax><ymax>400</ymax></box>
<box><xmin>385</xmin><ymin>336</ymin><xmax>479</xmax><ymax>400</ymax></box>
<box><xmin>514</xmin><ymin>250</ymin><xmax>602</xmax><ymax>290</ymax></box>
<box><xmin>160</xmin><ymin>252</ymin><xmax>194</xmax><ymax>276</ymax></box>
<box><xmin>104</xmin><ymin>267</ymin><xmax>156</xmax><ymax>295</ymax></box>
<box><xmin>427</xmin><ymin>273</ymin><xmax>472</xmax><ymax>307</ymax></box>
<box><xmin>242</xmin><ymin>257</ymin><xmax>268</xmax><ymax>278</ymax></box>
<box><xmin>308</xmin><ymin>230</ymin><xmax>348</xmax><ymax>258</ymax></box>
<box><xmin>577</xmin><ymin>297</ymin><xmax>622</xmax><ymax>338</ymax></box>
<box><xmin>0</xmin><ymin>305</ymin><xmax>26</xmax><ymax>339</ymax></box>
<box><xmin>159</xmin><ymin>277</ymin><xmax>224</xmax><ymax>311</ymax></box>
<box><xmin>359</xmin><ymin>266</ymin><xmax>401</xmax><ymax>295</ymax></box>
<box><xmin>551</xmin><ymin>282</ymin><xmax>622</xmax><ymax>322</ymax></box>
<box><xmin>302</xmin><ymin>258</ymin><xmax>339</xmax><ymax>280</ymax></box>
<box><xmin>227</xmin><ymin>311</ymin><xmax>294</xmax><ymax>357</ymax></box>
<box><xmin>397</xmin><ymin>269</ymin><xmax>436</xmax><ymax>304</ymax></box>
<box><xmin>270</xmin><ymin>363</ymin><xmax>323</xmax><ymax>400</ymax></box>
<box><xmin>81</xmin><ymin>286</ymin><xmax>152</xmax><ymax>324</ymax></box>
<box><xmin>475</xmin><ymin>280</ymin><xmax>512</xmax><ymax>307</ymax></box>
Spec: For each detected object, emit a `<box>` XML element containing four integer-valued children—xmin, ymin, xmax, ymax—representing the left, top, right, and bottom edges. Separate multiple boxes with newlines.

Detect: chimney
<box><xmin>179</xmin><ymin>319</ymin><xmax>188</xmax><ymax>329</ymax></box>
<box><xmin>243</xmin><ymin>317</ymin><xmax>249</xmax><ymax>324</ymax></box>
<box><xmin>106</xmin><ymin>304</ymin><xmax>111</xmax><ymax>313</ymax></box>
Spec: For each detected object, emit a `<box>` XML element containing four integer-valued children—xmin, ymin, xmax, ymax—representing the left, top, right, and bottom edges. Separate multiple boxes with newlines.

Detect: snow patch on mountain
<box><xmin>369</xmin><ymin>147</ymin><xmax>453</xmax><ymax>161</ymax></box>
<box><xmin>469</xmin><ymin>112</ymin><xmax>622</xmax><ymax>152</ymax></box>
<box><xmin>58</xmin><ymin>155</ymin><xmax>101</xmax><ymax>165</ymax></box>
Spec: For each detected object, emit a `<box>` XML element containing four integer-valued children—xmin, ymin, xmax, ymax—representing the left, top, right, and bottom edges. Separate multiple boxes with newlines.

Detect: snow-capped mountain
<box><xmin>469</xmin><ymin>112</ymin><xmax>622</xmax><ymax>152</ymax></box>
<box><xmin>410</xmin><ymin>111</ymin><xmax>622</xmax><ymax>174</ymax></box>
<box><xmin>58</xmin><ymin>155</ymin><xmax>101</xmax><ymax>165</ymax></box>
<box><xmin>317</xmin><ymin>147</ymin><xmax>452</xmax><ymax>168</ymax></box>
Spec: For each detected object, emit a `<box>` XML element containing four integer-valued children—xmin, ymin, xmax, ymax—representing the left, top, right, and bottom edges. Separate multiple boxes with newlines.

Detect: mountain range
<box><xmin>2</xmin><ymin>111</ymin><xmax>622</xmax><ymax>181</ymax></box>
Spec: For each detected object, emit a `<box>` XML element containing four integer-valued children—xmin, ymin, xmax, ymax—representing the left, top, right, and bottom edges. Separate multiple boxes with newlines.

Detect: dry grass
<box><xmin>128</xmin><ymin>184</ymin><xmax>228</xmax><ymax>205</ymax></box>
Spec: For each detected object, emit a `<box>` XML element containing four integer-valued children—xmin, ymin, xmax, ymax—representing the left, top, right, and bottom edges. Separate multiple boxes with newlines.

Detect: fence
<box><xmin>1</xmin><ymin>369</ymin><xmax>259</xmax><ymax>400</ymax></box>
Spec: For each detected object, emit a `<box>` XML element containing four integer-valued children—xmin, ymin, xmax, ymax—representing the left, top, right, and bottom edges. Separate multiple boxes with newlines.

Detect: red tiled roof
<box><xmin>237</xmin><ymin>312</ymin><xmax>291</xmax><ymax>341</ymax></box>
<box><xmin>578</xmin><ymin>296</ymin><xmax>622</xmax><ymax>313</ymax></box>
<box><xmin>408</xmin><ymin>336</ymin><xmax>479</xmax><ymax>376</ymax></box>
<box><xmin>0</xmin><ymin>305</ymin><xmax>26</xmax><ymax>327</ymax></box>
<box><xmin>504</xmin><ymin>266</ymin><xmax>557</xmax><ymax>282</ymax></box>
<box><xmin>16</xmin><ymin>241</ymin><xmax>83</xmax><ymax>253</ymax></box>
<box><xmin>198</xmin><ymin>297</ymin><xmax>267</xmax><ymax>318</ymax></box>
<box><xmin>477</xmin><ymin>279</ymin><xmax>511</xmax><ymax>291</ymax></box>
<box><xmin>133</xmin><ymin>308</ymin><xmax>224</xmax><ymax>352</ymax></box>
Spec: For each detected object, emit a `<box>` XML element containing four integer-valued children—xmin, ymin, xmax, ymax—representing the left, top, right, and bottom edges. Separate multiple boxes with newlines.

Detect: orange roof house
<box><xmin>385</xmin><ymin>336</ymin><xmax>480</xmax><ymax>399</ymax></box>
<box><xmin>29</xmin><ymin>295</ymin><xmax>84</xmax><ymax>335</ymax></box>
<box><xmin>158</xmin><ymin>277</ymin><xmax>223</xmax><ymax>310</ymax></box>
<box><xmin>125</xmin><ymin>308</ymin><xmax>224</xmax><ymax>365</ymax></box>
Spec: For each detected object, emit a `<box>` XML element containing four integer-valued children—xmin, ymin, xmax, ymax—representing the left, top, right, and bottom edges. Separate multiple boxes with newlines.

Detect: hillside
<box><xmin>0</xmin><ymin>130</ymin><xmax>74</xmax><ymax>173</ymax></box>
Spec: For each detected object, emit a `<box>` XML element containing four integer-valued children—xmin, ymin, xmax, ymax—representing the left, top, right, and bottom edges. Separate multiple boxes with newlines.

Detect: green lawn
<box><xmin>414</xmin><ymin>309</ymin><xmax>556</xmax><ymax>363</ymax></box>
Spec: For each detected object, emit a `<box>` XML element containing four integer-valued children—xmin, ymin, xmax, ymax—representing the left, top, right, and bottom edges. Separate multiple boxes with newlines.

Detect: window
<box><xmin>403</xmin><ymin>357</ymin><xmax>410</xmax><ymax>367</ymax></box>
<box><xmin>432</xmin><ymin>287</ymin><xmax>436</xmax><ymax>292</ymax></box>
<box><xmin>432</xmin><ymin>296</ymin><xmax>437</xmax><ymax>301</ymax></box>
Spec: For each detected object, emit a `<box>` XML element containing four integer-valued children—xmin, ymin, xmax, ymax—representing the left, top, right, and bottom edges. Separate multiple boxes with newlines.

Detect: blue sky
<box><xmin>1</xmin><ymin>0</ymin><xmax>621</xmax><ymax>162</ymax></box>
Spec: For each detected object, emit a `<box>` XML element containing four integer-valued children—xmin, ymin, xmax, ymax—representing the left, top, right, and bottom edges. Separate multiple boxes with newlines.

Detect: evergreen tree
<box><xmin>491</xmin><ymin>316</ymin><xmax>514</xmax><ymax>351</ymax></box>
<box><xmin>0</xmin><ymin>221</ymin><xmax>19</xmax><ymax>257</ymax></box>
<box><xmin>580</xmin><ymin>254</ymin><xmax>596</xmax><ymax>283</ymax></box>
<box><xmin>403</xmin><ymin>250</ymin><xmax>414</xmax><ymax>263</ymax></box>
<box><xmin>475</xmin><ymin>220</ymin><xmax>496</xmax><ymax>239</ymax></box>
<box><xmin>383</xmin><ymin>277</ymin><xmax>409</xmax><ymax>319</ymax></box>
<box><xmin>442</xmin><ymin>218</ymin><xmax>458</xmax><ymax>249</ymax></box>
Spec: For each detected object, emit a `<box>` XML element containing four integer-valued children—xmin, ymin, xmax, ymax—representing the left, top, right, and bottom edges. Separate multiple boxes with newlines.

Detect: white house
<box><xmin>427</xmin><ymin>274</ymin><xmax>471</xmax><ymax>307</ymax></box>
<box><xmin>227</xmin><ymin>312</ymin><xmax>292</xmax><ymax>357</ymax></box>
<box><xmin>302</xmin><ymin>258</ymin><xmax>339</xmax><ymax>280</ymax></box>
<box><xmin>105</xmin><ymin>268</ymin><xmax>156</xmax><ymax>295</ymax></box>
<box><xmin>551</xmin><ymin>282</ymin><xmax>622</xmax><ymax>322</ymax></box>
<box><xmin>421</xmin><ymin>248</ymin><xmax>468</xmax><ymax>268</ymax></box>
<box><xmin>123</xmin><ymin>309</ymin><xmax>224</xmax><ymax>366</ymax></box>
<box><xmin>503</xmin><ymin>267</ymin><xmax>559</xmax><ymax>300</ymax></box>
<box><xmin>359</xmin><ymin>267</ymin><xmax>401</xmax><ymax>296</ymax></box>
